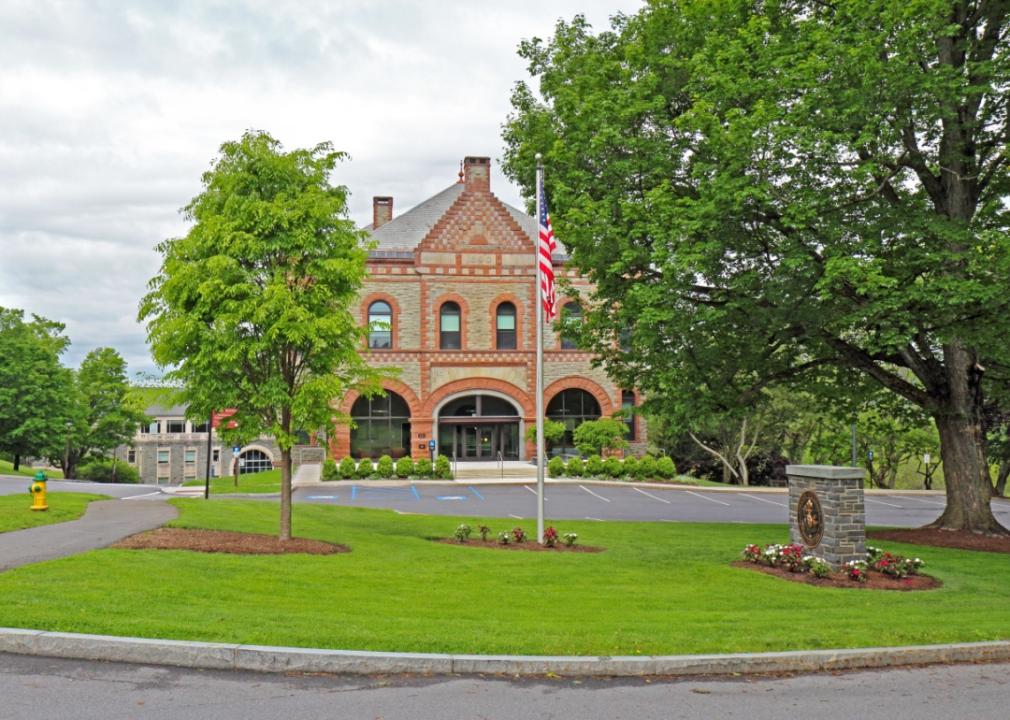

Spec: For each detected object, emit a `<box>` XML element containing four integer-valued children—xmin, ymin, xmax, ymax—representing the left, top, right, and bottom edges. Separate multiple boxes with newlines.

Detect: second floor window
<box><xmin>560</xmin><ymin>302</ymin><xmax>582</xmax><ymax>350</ymax></box>
<box><xmin>440</xmin><ymin>301</ymin><xmax>461</xmax><ymax>349</ymax></box>
<box><xmin>368</xmin><ymin>300</ymin><xmax>392</xmax><ymax>349</ymax></box>
<box><xmin>496</xmin><ymin>302</ymin><xmax>516</xmax><ymax>349</ymax></box>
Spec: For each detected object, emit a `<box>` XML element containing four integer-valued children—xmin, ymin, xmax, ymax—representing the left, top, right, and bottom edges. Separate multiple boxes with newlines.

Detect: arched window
<box><xmin>440</xmin><ymin>301</ymin><xmax>461</xmax><ymax>350</ymax></box>
<box><xmin>560</xmin><ymin>302</ymin><xmax>582</xmax><ymax>350</ymax></box>
<box><xmin>238</xmin><ymin>449</ymin><xmax>273</xmax><ymax>475</ymax></box>
<box><xmin>350</xmin><ymin>391</ymin><xmax>411</xmax><ymax>459</ymax></box>
<box><xmin>622</xmin><ymin>390</ymin><xmax>636</xmax><ymax>441</ymax></box>
<box><xmin>368</xmin><ymin>300</ymin><xmax>393</xmax><ymax>349</ymax></box>
<box><xmin>546</xmin><ymin>388</ymin><xmax>601</xmax><ymax>454</ymax></box>
<box><xmin>496</xmin><ymin>302</ymin><xmax>516</xmax><ymax>350</ymax></box>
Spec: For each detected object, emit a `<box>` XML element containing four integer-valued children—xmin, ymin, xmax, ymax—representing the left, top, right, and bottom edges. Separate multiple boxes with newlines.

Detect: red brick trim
<box><xmin>432</xmin><ymin>292</ymin><xmax>470</xmax><ymax>351</ymax></box>
<box><xmin>360</xmin><ymin>292</ymin><xmax>401</xmax><ymax>352</ymax></box>
<box><xmin>489</xmin><ymin>293</ymin><xmax>525</xmax><ymax>352</ymax></box>
<box><xmin>330</xmin><ymin>379</ymin><xmax>423</xmax><ymax>460</ymax></box>
<box><xmin>420</xmin><ymin>378</ymin><xmax>534</xmax><ymax>418</ymax></box>
<box><xmin>544</xmin><ymin>376</ymin><xmax>615</xmax><ymax>416</ymax></box>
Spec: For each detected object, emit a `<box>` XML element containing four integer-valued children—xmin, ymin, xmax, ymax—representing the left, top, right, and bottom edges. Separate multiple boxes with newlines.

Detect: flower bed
<box><xmin>736</xmin><ymin>543</ymin><xmax>939</xmax><ymax>591</ymax></box>
<box><xmin>438</xmin><ymin>523</ymin><xmax>604</xmax><ymax>553</ymax></box>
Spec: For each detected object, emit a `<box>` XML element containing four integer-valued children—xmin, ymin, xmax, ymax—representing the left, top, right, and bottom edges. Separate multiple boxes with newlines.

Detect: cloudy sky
<box><xmin>0</xmin><ymin>0</ymin><xmax>642</xmax><ymax>376</ymax></box>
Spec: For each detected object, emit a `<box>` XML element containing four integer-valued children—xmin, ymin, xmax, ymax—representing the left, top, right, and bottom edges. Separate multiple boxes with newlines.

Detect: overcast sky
<box><xmin>0</xmin><ymin>0</ymin><xmax>642</xmax><ymax>377</ymax></box>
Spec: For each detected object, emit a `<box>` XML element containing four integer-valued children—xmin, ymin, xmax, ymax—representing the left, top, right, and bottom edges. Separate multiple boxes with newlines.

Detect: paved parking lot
<box><xmin>294</xmin><ymin>482</ymin><xmax>1010</xmax><ymax>528</ymax></box>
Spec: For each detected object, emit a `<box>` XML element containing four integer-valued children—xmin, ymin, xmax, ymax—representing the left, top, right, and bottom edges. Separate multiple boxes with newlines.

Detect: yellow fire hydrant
<box><xmin>29</xmin><ymin>470</ymin><xmax>48</xmax><ymax>512</ymax></box>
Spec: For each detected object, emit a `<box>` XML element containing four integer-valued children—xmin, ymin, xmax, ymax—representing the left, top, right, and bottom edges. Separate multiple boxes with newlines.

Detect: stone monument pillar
<box><xmin>786</xmin><ymin>464</ymin><xmax>866</xmax><ymax>570</ymax></box>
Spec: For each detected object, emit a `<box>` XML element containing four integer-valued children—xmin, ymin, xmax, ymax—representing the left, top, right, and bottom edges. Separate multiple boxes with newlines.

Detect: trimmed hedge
<box><xmin>540</xmin><ymin>455</ymin><xmax>685</xmax><ymax>482</ymax></box>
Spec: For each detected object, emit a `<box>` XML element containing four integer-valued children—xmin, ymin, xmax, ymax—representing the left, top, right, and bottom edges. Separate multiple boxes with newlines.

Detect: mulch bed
<box><xmin>436</xmin><ymin>538</ymin><xmax>604</xmax><ymax>553</ymax></box>
<box><xmin>113</xmin><ymin>528</ymin><xmax>349</xmax><ymax>555</ymax></box>
<box><xmin>732</xmin><ymin>561</ymin><xmax>942</xmax><ymax>591</ymax></box>
<box><xmin>868</xmin><ymin>527</ymin><xmax>1010</xmax><ymax>554</ymax></box>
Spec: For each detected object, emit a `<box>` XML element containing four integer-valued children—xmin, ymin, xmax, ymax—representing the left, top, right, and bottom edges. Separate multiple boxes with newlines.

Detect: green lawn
<box><xmin>0</xmin><ymin>460</ymin><xmax>64</xmax><ymax>479</ymax></box>
<box><xmin>0</xmin><ymin>499</ymin><xmax>1006</xmax><ymax>656</ymax></box>
<box><xmin>0</xmin><ymin>493</ymin><xmax>108</xmax><ymax>533</ymax></box>
<box><xmin>183</xmin><ymin>469</ymin><xmax>281</xmax><ymax>494</ymax></box>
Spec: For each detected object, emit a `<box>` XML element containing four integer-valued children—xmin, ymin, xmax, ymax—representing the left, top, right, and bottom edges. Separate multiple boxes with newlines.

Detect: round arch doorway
<box><xmin>436</xmin><ymin>393</ymin><xmax>521</xmax><ymax>461</ymax></box>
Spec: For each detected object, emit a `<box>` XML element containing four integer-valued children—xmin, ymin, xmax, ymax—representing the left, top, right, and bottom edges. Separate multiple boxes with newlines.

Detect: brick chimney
<box><xmin>463</xmin><ymin>156</ymin><xmax>491</xmax><ymax>192</ymax></box>
<box><xmin>372</xmin><ymin>196</ymin><xmax>393</xmax><ymax>229</ymax></box>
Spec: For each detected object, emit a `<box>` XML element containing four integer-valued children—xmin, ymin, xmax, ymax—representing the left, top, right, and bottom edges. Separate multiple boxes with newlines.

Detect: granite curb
<box><xmin>1</xmin><ymin>628</ymin><xmax>1008</xmax><ymax>677</ymax></box>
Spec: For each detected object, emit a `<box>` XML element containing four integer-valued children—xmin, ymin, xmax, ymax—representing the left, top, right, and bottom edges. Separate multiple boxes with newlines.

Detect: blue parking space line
<box><xmin>468</xmin><ymin>486</ymin><xmax>485</xmax><ymax>500</ymax></box>
<box><xmin>436</xmin><ymin>495</ymin><xmax>468</xmax><ymax>501</ymax></box>
<box><xmin>351</xmin><ymin>485</ymin><xmax>358</xmax><ymax>500</ymax></box>
<box><xmin>411</xmin><ymin>484</ymin><xmax>421</xmax><ymax>500</ymax></box>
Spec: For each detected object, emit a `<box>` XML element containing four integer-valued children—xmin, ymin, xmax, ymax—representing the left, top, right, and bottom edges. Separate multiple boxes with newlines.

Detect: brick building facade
<box><xmin>330</xmin><ymin>156</ymin><xmax>644</xmax><ymax>462</ymax></box>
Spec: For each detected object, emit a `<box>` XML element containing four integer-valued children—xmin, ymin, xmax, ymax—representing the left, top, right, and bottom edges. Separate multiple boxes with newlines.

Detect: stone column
<box><xmin>786</xmin><ymin>464</ymin><xmax>866</xmax><ymax>570</ymax></box>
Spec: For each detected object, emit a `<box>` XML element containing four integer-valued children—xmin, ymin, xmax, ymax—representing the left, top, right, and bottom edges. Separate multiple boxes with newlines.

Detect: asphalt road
<box><xmin>293</xmin><ymin>481</ymin><xmax>1010</xmax><ymax>528</ymax></box>
<box><xmin>1</xmin><ymin>653</ymin><xmax>1008</xmax><ymax>720</ymax></box>
<box><xmin>0</xmin><ymin>476</ymin><xmax>165</xmax><ymax>500</ymax></box>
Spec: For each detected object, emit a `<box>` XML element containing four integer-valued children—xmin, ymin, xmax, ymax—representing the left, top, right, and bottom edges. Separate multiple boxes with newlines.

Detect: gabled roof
<box><xmin>363</xmin><ymin>183</ymin><xmax>566</xmax><ymax>256</ymax></box>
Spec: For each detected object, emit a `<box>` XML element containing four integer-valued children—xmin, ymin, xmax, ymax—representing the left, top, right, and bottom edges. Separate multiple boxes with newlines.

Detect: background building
<box><xmin>332</xmin><ymin>156</ymin><xmax>644</xmax><ymax>461</ymax></box>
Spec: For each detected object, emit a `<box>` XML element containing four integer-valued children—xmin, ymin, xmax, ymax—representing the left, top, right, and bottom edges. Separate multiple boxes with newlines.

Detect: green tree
<box><xmin>52</xmin><ymin>347</ymin><xmax>147</xmax><ymax>480</ymax></box>
<box><xmin>525</xmin><ymin>418</ymin><xmax>567</xmax><ymax>451</ymax></box>
<box><xmin>139</xmin><ymin>131</ymin><xmax>383</xmax><ymax>540</ymax></box>
<box><xmin>503</xmin><ymin>1</ymin><xmax>1010</xmax><ymax>533</ymax></box>
<box><xmin>0</xmin><ymin>308</ymin><xmax>73</xmax><ymax>469</ymax></box>
<box><xmin>571</xmin><ymin>416</ymin><xmax>629</xmax><ymax>456</ymax></box>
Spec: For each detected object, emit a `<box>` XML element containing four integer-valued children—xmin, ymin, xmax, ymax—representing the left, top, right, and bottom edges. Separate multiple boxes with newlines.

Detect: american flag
<box><xmin>538</xmin><ymin>183</ymin><xmax>558</xmax><ymax>319</ymax></box>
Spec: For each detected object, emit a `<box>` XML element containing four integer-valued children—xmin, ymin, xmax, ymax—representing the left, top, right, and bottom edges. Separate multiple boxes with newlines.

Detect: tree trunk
<box><xmin>279</xmin><ymin>446</ymin><xmax>292</xmax><ymax>541</ymax></box>
<box><xmin>12</xmin><ymin>454</ymin><xmax>19</xmax><ymax>471</ymax></box>
<box><xmin>931</xmin><ymin>412</ymin><xmax>1007</xmax><ymax>534</ymax></box>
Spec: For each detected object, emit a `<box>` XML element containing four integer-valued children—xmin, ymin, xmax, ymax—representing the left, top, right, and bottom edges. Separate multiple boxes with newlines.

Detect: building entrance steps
<box><xmin>0</xmin><ymin>498</ymin><xmax>178</xmax><ymax>572</ymax></box>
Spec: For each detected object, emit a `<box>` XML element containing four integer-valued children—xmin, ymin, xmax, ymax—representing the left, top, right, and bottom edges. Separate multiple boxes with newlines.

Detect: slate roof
<box><xmin>363</xmin><ymin>183</ymin><xmax>567</xmax><ymax>257</ymax></box>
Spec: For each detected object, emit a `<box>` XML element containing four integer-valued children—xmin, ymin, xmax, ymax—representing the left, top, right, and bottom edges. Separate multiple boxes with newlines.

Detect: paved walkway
<box><xmin>0</xmin><ymin>497</ymin><xmax>177</xmax><ymax>572</ymax></box>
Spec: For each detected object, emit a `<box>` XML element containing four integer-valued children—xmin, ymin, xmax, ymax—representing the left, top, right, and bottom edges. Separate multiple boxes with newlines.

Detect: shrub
<box><xmin>563</xmin><ymin>532</ymin><xmax>578</xmax><ymax>547</ymax></box>
<box><xmin>585</xmin><ymin>455</ymin><xmax>604</xmax><ymax>477</ymax></box>
<box><xmin>636</xmin><ymin>455</ymin><xmax>657</xmax><ymax>480</ymax></box>
<box><xmin>454</xmin><ymin>523</ymin><xmax>471</xmax><ymax>543</ymax></box>
<box><xmin>338</xmin><ymin>456</ymin><xmax>356</xmax><ymax>479</ymax></box>
<box><xmin>512</xmin><ymin>526</ymin><xmax>527</xmax><ymax>543</ymax></box>
<box><xmin>76</xmin><ymin>459</ymin><xmax>140</xmax><ymax>484</ymax></box>
<box><xmin>356</xmin><ymin>458</ymin><xmax>374</xmax><ymax>479</ymax></box>
<box><xmin>804</xmin><ymin>556</ymin><xmax>831</xmax><ymax>579</ymax></box>
<box><xmin>604</xmin><ymin>456</ymin><xmax>623</xmax><ymax>478</ymax></box>
<box><xmin>846</xmin><ymin>560</ymin><xmax>868</xmax><ymax>583</ymax></box>
<box><xmin>566</xmin><ymin>456</ymin><xmax>584</xmax><ymax>477</ymax></box>
<box><xmin>415</xmin><ymin>457</ymin><xmax>433</xmax><ymax>478</ymax></box>
<box><xmin>547</xmin><ymin>456</ymin><xmax>566</xmax><ymax>478</ymax></box>
<box><xmin>622</xmin><ymin>456</ymin><xmax>638</xmax><ymax>480</ymax></box>
<box><xmin>434</xmin><ymin>454</ymin><xmax>452</xmax><ymax>479</ymax></box>
<box><xmin>543</xmin><ymin>526</ymin><xmax>558</xmax><ymax>547</ymax></box>
<box><xmin>497</xmin><ymin>530</ymin><xmax>511</xmax><ymax>545</ymax></box>
<box><xmin>656</xmin><ymin>456</ymin><xmax>676</xmax><ymax>479</ymax></box>
<box><xmin>478</xmin><ymin>525</ymin><xmax>491</xmax><ymax>541</ymax></box>
<box><xmin>573</xmin><ymin>417</ymin><xmax>629</xmax><ymax>456</ymax></box>
<box><xmin>376</xmin><ymin>455</ymin><xmax>395</xmax><ymax>479</ymax></box>
<box><xmin>321</xmin><ymin>459</ymin><xmax>340</xmax><ymax>482</ymax></box>
<box><xmin>395</xmin><ymin>456</ymin><xmax>414</xmax><ymax>479</ymax></box>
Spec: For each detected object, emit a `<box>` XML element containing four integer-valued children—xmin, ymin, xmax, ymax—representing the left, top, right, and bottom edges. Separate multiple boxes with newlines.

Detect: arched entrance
<box><xmin>436</xmin><ymin>393</ymin><xmax>522</xmax><ymax>461</ymax></box>
<box><xmin>238</xmin><ymin>448</ymin><xmax>274</xmax><ymax>475</ymax></box>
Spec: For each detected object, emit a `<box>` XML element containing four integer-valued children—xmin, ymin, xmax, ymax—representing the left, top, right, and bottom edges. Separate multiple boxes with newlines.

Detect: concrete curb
<box><xmin>1</xmin><ymin>628</ymin><xmax>1008</xmax><ymax>677</ymax></box>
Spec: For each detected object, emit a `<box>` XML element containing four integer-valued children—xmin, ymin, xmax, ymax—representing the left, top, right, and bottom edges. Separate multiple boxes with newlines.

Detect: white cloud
<box><xmin>0</xmin><ymin>0</ymin><xmax>642</xmax><ymax>374</ymax></box>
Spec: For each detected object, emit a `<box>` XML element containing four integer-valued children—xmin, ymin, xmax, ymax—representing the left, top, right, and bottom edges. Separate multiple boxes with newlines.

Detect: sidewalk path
<box><xmin>0</xmin><ymin>498</ymin><xmax>177</xmax><ymax>572</ymax></box>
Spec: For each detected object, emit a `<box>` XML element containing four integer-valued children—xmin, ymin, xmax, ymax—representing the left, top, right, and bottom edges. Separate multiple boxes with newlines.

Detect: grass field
<box><xmin>183</xmin><ymin>469</ymin><xmax>281</xmax><ymax>494</ymax></box>
<box><xmin>0</xmin><ymin>460</ymin><xmax>64</xmax><ymax>479</ymax></box>
<box><xmin>0</xmin><ymin>493</ymin><xmax>108</xmax><ymax>533</ymax></box>
<box><xmin>0</xmin><ymin>499</ymin><xmax>1006</xmax><ymax>655</ymax></box>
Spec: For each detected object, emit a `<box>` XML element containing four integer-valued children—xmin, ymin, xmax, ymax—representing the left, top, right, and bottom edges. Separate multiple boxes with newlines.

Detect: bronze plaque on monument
<box><xmin>797</xmin><ymin>490</ymin><xmax>824</xmax><ymax>547</ymax></box>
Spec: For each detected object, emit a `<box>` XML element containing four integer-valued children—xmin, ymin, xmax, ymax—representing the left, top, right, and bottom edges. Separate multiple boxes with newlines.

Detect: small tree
<box><xmin>139</xmin><ymin>131</ymin><xmax>384</xmax><ymax>540</ymax></box>
<box><xmin>525</xmin><ymin>419</ymin><xmax>567</xmax><ymax>453</ymax></box>
<box><xmin>573</xmin><ymin>417</ymin><xmax>629</xmax><ymax>456</ymax></box>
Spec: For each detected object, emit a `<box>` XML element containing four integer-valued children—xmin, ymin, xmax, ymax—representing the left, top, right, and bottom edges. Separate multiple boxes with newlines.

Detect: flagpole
<box><xmin>535</xmin><ymin>154</ymin><xmax>546</xmax><ymax>545</ymax></box>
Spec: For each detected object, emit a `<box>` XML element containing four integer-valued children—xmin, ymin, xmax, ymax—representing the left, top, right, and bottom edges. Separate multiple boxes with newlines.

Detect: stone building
<box><xmin>331</xmin><ymin>156</ymin><xmax>643</xmax><ymax>462</ymax></box>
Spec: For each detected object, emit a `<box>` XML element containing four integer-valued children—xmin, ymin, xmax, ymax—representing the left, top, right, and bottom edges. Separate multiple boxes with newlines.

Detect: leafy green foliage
<box><xmin>604</xmin><ymin>456</ymin><xmax>623</xmax><ymax>478</ymax></box>
<box><xmin>356</xmin><ymin>459</ymin><xmax>374</xmax><ymax>479</ymax></box>
<box><xmin>375</xmin><ymin>455</ymin><xmax>394</xmax><ymax>479</ymax></box>
<box><xmin>547</xmin><ymin>456</ymin><xmax>566</xmax><ymax>478</ymax></box>
<box><xmin>0</xmin><ymin>308</ymin><xmax>73</xmax><ymax>465</ymax></box>
<box><xmin>321</xmin><ymin>459</ymin><xmax>340</xmax><ymax>482</ymax></box>
<box><xmin>572</xmin><ymin>417</ymin><xmax>629</xmax><ymax>456</ymax></box>
<box><xmin>656</xmin><ymin>456</ymin><xmax>676</xmax><ymax>480</ymax></box>
<box><xmin>395</xmin><ymin>456</ymin><xmax>414</xmax><ymax>479</ymax></box>
<box><xmin>434</xmin><ymin>454</ymin><xmax>452</xmax><ymax>479</ymax></box>
<box><xmin>502</xmin><ymin>1</ymin><xmax>1010</xmax><ymax>531</ymax></box>
<box><xmin>139</xmin><ymin>130</ymin><xmax>388</xmax><ymax>539</ymax></box>
<box><xmin>525</xmin><ymin>419</ymin><xmax>567</xmax><ymax>450</ymax></box>
<box><xmin>636</xmin><ymin>455</ymin><xmax>657</xmax><ymax>480</ymax></box>
<box><xmin>76</xmin><ymin>459</ymin><xmax>140</xmax><ymax>484</ymax></box>
<box><xmin>338</xmin><ymin>456</ymin><xmax>357</xmax><ymax>479</ymax></box>
<box><xmin>566</xmin><ymin>456</ymin><xmax>584</xmax><ymax>477</ymax></box>
<box><xmin>585</xmin><ymin>455</ymin><xmax>604</xmax><ymax>476</ymax></box>
<box><xmin>414</xmin><ymin>457</ymin><xmax>433</xmax><ymax>478</ymax></box>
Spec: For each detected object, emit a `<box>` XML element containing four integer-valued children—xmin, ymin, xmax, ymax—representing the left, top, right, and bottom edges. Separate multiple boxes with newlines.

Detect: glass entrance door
<box><xmin>446</xmin><ymin>424</ymin><xmax>520</xmax><ymax>460</ymax></box>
